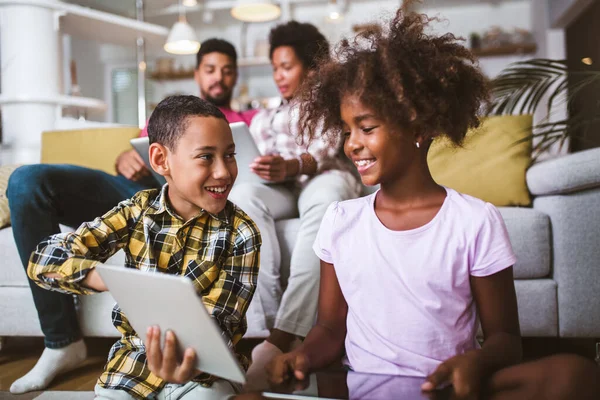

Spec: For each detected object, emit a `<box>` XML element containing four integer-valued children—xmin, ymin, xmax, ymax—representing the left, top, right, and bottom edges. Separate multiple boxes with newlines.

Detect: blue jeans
<box><xmin>7</xmin><ymin>164</ymin><xmax>158</xmax><ymax>348</ymax></box>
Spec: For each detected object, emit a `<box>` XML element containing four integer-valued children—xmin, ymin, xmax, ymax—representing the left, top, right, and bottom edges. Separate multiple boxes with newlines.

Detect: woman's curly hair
<box><xmin>269</xmin><ymin>21</ymin><xmax>329</xmax><ymax>70</ymax></box>
<box><xmin>298</xmin><ymin>7</ymin><xmax>490</xmax><ymax>147</ymax></box>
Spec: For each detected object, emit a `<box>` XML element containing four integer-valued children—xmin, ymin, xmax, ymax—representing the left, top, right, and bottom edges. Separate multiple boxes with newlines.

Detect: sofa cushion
<box><xmin>0</xmin><ymin>164</ymin><xmax>22</xmax><ymax>228</ymax></box>
<box><xmin>498</xmin><ymin>207</ymin><xmax>551</xmax><ymax>279</ymax></box>
<box><xmin>428</xmin><ymin>115</ymin><xmax>533</xmax><ymax>207</ymax></box>
<box><xmin>515</xmin><ymin>279</ymin><xmax>557</xmax><ymax>337</ymax></box>
<box><xmin>0</xmin><ymin>226</ymin><xmax>27</xmax><ymax>286</ymax></box>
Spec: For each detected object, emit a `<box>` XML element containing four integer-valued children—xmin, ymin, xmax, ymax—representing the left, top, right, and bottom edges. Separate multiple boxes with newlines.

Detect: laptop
<box><xmin>130</xmin><ymin>122</ymin><xmax>267</xmax><ymax>187</ymax></box>
<box><xmin>95</xmin><ymin>264</ymin><xmax>246</xmax><ymax>384</ymax></box>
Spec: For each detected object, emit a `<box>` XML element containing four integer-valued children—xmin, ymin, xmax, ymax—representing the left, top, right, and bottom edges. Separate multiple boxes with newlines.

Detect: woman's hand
<box><xmin>250</xmin><ymin>155</ymin><xmax>288</xmax><ymax>182</ymax></box>
<box><xmin>422</xmin><ymin>350</ymin><xmax>485</xmax><ymax>400</ymax></box>
<box><xmin>266</xmin><ymin>351</ymin><xmax>311</xmax><ymax>385</ymax></box>
<box><xmin>145</xmin><ymin>326</ymin><xmax>200</xmax><ymax>384</ymax></box>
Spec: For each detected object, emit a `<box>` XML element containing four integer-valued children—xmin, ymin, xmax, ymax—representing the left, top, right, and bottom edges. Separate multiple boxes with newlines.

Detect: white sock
<box><xmin>10</xmin><ymin>339</ymin><xmax>87</xmax><ymax>394</ymax></box>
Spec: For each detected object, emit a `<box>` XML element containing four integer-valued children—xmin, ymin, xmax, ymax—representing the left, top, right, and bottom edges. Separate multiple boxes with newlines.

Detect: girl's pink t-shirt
<box><xmin>313</xmin><ymin>187</ymin><xmax>516</xmax><ymax>377</ymax></box>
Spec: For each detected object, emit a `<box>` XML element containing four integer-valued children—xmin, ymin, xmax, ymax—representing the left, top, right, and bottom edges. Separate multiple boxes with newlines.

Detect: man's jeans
<box><xmin>7</xmin><ymin>164</ymin><xmax>158</xmax><ymax>348</ymax></box>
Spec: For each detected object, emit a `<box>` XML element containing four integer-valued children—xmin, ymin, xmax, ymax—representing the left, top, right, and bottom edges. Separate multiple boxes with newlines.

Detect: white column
<box><xmin>0</xmin><ymin>0</ymin><xmax>60</xmax><ymax>164</ymax></box>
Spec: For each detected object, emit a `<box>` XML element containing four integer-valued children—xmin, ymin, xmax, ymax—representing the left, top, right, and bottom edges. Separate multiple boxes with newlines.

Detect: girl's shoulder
<box><xmin>321</xmin><ymin>193</ymin><xmax>377</xmax><ymax>234</ymax></box>
<box><xmin>445</xmin><ymin>188</ymin><xmax>505</xmax><ymax>231</ymax></box>
<box><xmin>333</xmin><ymin>192</ymin><xmax>376</xmax><ymax>216</ymax></box>
<box><xmin>446</xmin><ymin>188</ymin><xmax>495</xmax><ymax>214</ymax></box>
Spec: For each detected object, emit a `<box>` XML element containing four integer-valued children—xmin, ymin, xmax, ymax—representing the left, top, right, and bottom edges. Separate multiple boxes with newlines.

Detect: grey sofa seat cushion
<box><xmin>515</xmin><ymin>279</ymin><xmax>557</xmax><ymax>337</ymax></box>
<box><xmin>0</xmin><ymin>227</ymin><xmax>27</xmax><ymax>286</ymax></box>
<box><xmin>498</xmin><ymin>207</ymin><xmax>551</xmax><ymax>279</ymax></box>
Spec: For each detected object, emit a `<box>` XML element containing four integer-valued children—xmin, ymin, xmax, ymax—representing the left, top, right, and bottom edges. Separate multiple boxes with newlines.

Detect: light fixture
<box><xmin>164</xmin><ymin>0</ymin><xmax>201</xmax><ymax>55</ymax></box>
<box><xmin>327</xmin><ymin>0</ymin><xmax>343</xmax><ymax>22</ymax></box>
<box><xmin>231</xmin><ymin>0</ymin><xmax>281</xmax><ymax>22</ymax></box>
<box><xmin>582</xmin><ymin>57</ymin><xmax>593</xmax><ymax>66</ymax></box>
<box><xmin>182</xmin><ymin>0</ymin><xmax>198</xmax><ymax>6</ymax></box>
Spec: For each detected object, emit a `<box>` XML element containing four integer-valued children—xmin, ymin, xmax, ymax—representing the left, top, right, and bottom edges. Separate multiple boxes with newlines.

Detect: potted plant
<box><xmin>487</xmin><ymin>58</ymin><xmax>600</xmax><ymax>159</ymax></box>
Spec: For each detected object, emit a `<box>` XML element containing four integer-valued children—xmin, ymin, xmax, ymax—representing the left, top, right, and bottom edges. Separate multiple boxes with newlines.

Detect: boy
<box><xmin>27</xmin><ymin>95</ymin><xmax>261</xmax><ymax>399</ymax></box>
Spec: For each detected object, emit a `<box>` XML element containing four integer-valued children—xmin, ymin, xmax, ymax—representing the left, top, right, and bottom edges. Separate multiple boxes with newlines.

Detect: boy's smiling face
<box><xmin>154</xmin><ymin>116</ymin><xmax>238</xmax><ymax>220</ymax></box>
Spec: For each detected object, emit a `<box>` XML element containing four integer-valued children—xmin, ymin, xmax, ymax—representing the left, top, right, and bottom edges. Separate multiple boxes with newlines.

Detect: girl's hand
<box><xmin>250</xmin><ymin>155</ymin><xmax>287</xmax><ymax>182</ymax></box>
<box><xmin>145</xmin><ymin>326</ymin><xmax>200</xmax><ymax>384</ymax></box>
<box><xmin>265</xmin><ymin>351</ymin><xmax>311</xmax><ymax>385</ymax></box>
<box><xmin>422</xmin><ymin>350</ymin><xmax>484</xmax><ymax>399</ymax></box>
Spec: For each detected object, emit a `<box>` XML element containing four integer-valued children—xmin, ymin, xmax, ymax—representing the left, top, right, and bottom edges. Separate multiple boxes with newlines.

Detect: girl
<box><xmin>266</xmin><ymin>8</ymin><xmax>522</xmax><ymax>399</ymax></box>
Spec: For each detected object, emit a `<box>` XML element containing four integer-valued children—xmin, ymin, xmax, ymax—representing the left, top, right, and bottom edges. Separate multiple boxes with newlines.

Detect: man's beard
<box><xmin>201</xmin><ymin>85</ymin><xmax>231</xmax><ymax>108</ymax></box>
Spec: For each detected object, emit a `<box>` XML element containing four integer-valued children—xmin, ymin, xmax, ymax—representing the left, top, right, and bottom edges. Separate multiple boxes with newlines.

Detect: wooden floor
<box><xmin>0</xmin><ymin>337</ymin><xmax>113</xmax><ymax>395</ymax></box>
<box><xmin>0</xmin><ymin>336</ymin><xmax>596</xmax><ymax>396</ymax></box>
<box><xmin>0</xmin><ymin>337</ymin><xmax>261</xmax><ymax>397</ymax></box>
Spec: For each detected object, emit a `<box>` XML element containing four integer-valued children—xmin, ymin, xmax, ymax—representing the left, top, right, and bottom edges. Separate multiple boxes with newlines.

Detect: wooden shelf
<box><xmin>238</xmin><ymin>57</ymin><xmax>270</xmax><ymax>67</ymax></box>
<box><xmin>150</xmin><ymin>58</ymin><xmax>271</xmax><ymax>81</ymax></box>
<box><xmin>472</xmin><ymin>43</ymin><xmax>537</xmax><ymax>57</ymax></box>
<box><xmin>150</xmin><ymin>70</ymin><xmax>195</xmax><ymax>81</ymax></box>
<box><xmin>0</xmin><ymin>94</ymin><xmax>106</xmax><ymax>110</ymax></box>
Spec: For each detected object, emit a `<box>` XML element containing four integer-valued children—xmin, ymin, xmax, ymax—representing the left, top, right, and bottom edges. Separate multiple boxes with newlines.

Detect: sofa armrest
<box><xmin>530</xmin><ymin>155</ymin><xmax>600</xmax><ymax>336</ymax></box>
<box><xmin>41</xmin><ymin>127</ymin><xmax>141</xmax><ymax>175</ymax></box>
<box><xmin>526</xmin><ymin>148</ymin><xmax>600</xmax><ymax>196</ymax></box>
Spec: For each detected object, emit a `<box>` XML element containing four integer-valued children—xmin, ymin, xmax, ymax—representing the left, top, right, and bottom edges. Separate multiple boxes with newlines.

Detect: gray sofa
<box><xmin>1</xmin><ymin>148</ymin><xmax>600</xmax><ymax>344</ymax></box>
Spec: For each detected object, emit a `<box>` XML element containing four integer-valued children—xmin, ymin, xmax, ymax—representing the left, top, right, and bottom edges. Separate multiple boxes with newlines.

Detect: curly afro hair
<box><xmin>298</xmin><ymin>7</ymin><xmax>490</xmax><ymax>147</ymax></box>
<box><xmin>269</xmin><ymin>21</ymin><xmax>329</xmax><ymax>70</ymax></box>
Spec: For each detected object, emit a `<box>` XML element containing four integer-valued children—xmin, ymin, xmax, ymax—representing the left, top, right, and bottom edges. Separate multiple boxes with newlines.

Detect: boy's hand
<box><xmin>422</xmin><ymin>350</ymin><xmax>484</xmax><ymax>400</ymax></box>
<box><xmin>250</xmin><ymin>155</ymin><xmax>287</xmax><ymax>182</ymax></box>
<box><xmin>80</xmin><ymin>268</ymin><xmax>107</xmax><ymax>291</ymax></box>
<box><xmin>115</xmin><ymin>149</ymin><xmax>150</xmax><ymax>182</ymax></box>
<box><xmin>265</xmin><ymin>351</ymin><xmax>310</xmax><ymax>385</ymax></box>
<box><xmin>146</xmin><ymin>326</ymin><xmax>200</xmax><ymax>384</ymax></box>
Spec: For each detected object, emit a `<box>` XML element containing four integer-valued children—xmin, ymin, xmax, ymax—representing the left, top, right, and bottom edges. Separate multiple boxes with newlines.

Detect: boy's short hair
<box><xmin>196</xmin><ymin>38</ymin><xmax>238</xmax><ymax>69</ymax></box>
<box><xmin>147</xmin><ymin>95</ymin><xmax>227</xmax><ymax>150</ymax></box>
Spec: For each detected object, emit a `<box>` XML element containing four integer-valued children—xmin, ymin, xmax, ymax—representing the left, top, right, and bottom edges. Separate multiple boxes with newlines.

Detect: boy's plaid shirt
<box><xmin>27</xmin><ymin>186</ymin><xmax>261</xmax><ymax>399</ymax></box>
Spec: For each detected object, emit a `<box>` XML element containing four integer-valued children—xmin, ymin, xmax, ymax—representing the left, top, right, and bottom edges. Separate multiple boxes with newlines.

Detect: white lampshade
<box><xmin>182</xmin><ymin>0</ymin><xmax>198</xmax><ymax>6</ymax></box>
<box><xmin>231</xmin><ymin>0</ymin><xmax>281</xmax><ymax>22</ymax></box>
<box><xmin>164</xmin><ymin>19</ymin><xmax>201</xmax><ymax>55</ymax></box>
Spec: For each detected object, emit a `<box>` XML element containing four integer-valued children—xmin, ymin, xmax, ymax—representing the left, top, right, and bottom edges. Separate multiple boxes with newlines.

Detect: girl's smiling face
<box><xmin>340</xmin><ymin>95</ymin><xmax>418</xmax><ymax>187</ymax></box>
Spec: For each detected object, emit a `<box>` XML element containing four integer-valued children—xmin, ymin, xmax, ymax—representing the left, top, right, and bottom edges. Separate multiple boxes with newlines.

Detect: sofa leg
<box><xmin>596</xmin><ymin>342</ymin><xmax>600</xmax><ymax>366</ymax></box>
<box><xmin>0</xmin><ymin>336</ymin><xmax>5</xmax><ymax>352</ymax></box>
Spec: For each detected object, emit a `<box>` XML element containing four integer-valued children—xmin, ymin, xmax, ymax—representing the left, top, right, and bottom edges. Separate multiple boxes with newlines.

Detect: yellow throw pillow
<box><xmin>0</xmin><ymin>164</ymin><xmax>22</xmax><ymax>228</ymax></box>
<box><xmin>41</xmin><ymin>127</ymin><xmax>141</xmax><ymax>175</ymax></box>
<box><xmin>428</xmin><ymin>115</ymin><xmax>533</xmax><ymax>207</ymax></box>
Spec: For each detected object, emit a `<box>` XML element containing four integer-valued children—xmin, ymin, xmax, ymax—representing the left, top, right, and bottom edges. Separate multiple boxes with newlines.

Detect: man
<box><xmin>6</xmin><ymin>38</ymin><xmax>256</xmax><ymax>394</ymax></box>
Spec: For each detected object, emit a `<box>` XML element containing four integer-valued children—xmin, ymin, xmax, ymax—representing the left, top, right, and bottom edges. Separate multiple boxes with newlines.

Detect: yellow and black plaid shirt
<box><xmin>28</xmin><ymin>186</ymin><xmax>261</xmax><ymax>399</ymax></box>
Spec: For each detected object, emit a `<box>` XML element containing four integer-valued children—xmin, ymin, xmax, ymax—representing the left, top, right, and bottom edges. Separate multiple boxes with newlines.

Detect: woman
<box><xmin>228</xmin><ymin>21</ymin><xmax>361</xmax><ymax>380</ymax></box>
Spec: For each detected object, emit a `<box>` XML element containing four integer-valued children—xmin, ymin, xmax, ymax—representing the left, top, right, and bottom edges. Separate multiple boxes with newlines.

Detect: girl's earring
<box><xmin>415</xmin><ymin>141</ymin><xmax>420</xmax><ymax>149</ymax></box>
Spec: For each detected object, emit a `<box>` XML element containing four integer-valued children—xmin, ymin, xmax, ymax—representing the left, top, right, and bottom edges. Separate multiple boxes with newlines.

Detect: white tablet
<box><xmin>130</xmin><ymin>137</ymin><xmax>167</xmax><ymax>186</ymax></box>
<box><xmin>95</xmin><ymin>264</ymin><xmax>246</xmax><ymax>384</ymax></box>
<box><xmin>229</xmin><ymin>122</ymin><xmax>270</xmax><ymax>186</ymax></box>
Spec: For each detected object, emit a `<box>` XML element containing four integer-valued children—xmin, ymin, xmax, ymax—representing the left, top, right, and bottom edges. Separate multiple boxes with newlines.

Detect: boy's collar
<box><xmin>149</xmin><ymin>184</ymin><xmax>231</xmax><ymax>224</ymax></box>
